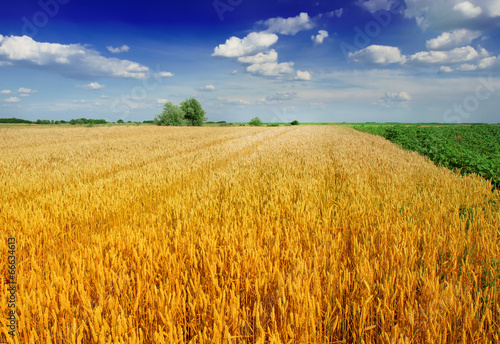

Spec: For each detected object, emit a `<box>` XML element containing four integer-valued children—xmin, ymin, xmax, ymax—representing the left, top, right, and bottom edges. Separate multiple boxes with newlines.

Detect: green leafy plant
<box><xmin>248</xmin><ymin>117</ymin><xmax>263</xmax><ymax>126</ymax></box>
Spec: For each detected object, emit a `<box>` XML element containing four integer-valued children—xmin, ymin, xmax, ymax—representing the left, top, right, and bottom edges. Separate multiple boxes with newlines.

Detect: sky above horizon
<box><xmin>0</xmin><ymin>0</ymin><xmax>499</xmax><ymax>123</ymax></box>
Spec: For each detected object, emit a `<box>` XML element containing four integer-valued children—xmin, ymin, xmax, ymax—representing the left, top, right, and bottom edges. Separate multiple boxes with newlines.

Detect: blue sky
<box><xmin>0</xmin><ymin>0</ymin><xmax>499</xmax><ymax>123</ymax></box>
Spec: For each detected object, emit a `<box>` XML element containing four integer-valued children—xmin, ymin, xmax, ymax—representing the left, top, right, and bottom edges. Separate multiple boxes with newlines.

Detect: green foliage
<box><xmin>117</xmin><ymin>119</ymin><xmax>124</xmax><ymax>124</ymax></box>
<box><xmin>68</xmin><ymin>118</ymin><xmax>107</xmax><ymax>125</ymax></box>
<box><xmin>355</xmin><ymin>124</ymin><xmax>500</xmax><ymax>188</ymax></box>
<box><xmin>267</xmin><ymin>123</ymin><xmax>280</xmax><ymax>127</ymax></box>
<box><xmin>248</xmin><ymin>117</ymin><xmax>263</xmax><ymax>126</ymax></box>
<box><xmin>142</xmin><ymin>120</ymin><xmax>155</xmax><ymax>124</ymax></box>
<box><xmin>155</xmin><ymin>102</ymin><xmax>186</xmax><ymax>126</ymax></box>
<box><xmin>180</xmin><ymin>98</ymin><xmax>207</xmax><ymax>126</ymax></box>
<box><xmin>36</xmin><ymin>119</ymin><xmax>52</xmax><ymax>124</ymax></box>
<box><xmin>0</xmin><ymin>117</ymin><xmax>32</xmax><ymax>124</ymax></box>
<box><xmin>290</xmin><ymin>120</ymin><xmax>299</xmax><ymax>125</ymax></box>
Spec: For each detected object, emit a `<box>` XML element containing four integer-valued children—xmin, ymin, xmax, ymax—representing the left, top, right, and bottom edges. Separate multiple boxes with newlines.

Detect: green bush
<box><xmin>180</xmin><ymin>98</ymin><xmax>207</xmax><ymax>126</ymax></box>
<box><xmin>155</xmin><ymin>102</ymin><xmax>186</xmax><ymax>126</ymax></box>
<box><xmin>290</xmin><ymin>120</ymin><xmax>299</xmax><ymax>125</ymax></box>
<box><xmin>248</xmin><ymin>117</ymin><xmax>263</xmax><ymax>126</ymax></box>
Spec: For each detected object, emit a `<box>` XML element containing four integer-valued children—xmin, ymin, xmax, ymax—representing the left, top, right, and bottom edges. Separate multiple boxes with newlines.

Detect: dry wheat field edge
<box><xmin>0</xmin><ymin>125</ymin><xmax>499</xmax><ymax>343</ymax></box>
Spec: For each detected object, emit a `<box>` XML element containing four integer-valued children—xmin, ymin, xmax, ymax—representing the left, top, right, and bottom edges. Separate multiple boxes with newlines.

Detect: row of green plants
<box><xmin>354</xmin><ymin>124</ymin><xmax>500</xmax><ymax>188</ymax></box>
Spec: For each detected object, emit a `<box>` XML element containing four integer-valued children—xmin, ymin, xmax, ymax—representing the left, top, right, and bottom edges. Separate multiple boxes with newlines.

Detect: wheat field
<box><xmin>1</xmin><ymin>125</ymin><xmax>499</xmax><ymax>343</ymax></box>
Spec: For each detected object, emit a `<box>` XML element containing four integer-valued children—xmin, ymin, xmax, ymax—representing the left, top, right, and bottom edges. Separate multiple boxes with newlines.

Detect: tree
<box><xmin>117</xmin><ymin>119</ymin><xmax>124</xmax><ymax>123</ymax></box>
<box><xmin>290</xmin><ymin>120</ymin><xmax>299</xmax><ymax>125</ymax></box>
<box><xmin>248</xmin><ymin>117</ymin><xmax>263</xmax><ymax>126</ymax></box>
<box><xmin>180</xmin><ymin>98</ymin><xmax>207</xmax><ymax>126</ymax></box>
<box><xmin>155</xmin><ymin>102</ymin><xmax>185</xmax><ymax>126</ymax></box>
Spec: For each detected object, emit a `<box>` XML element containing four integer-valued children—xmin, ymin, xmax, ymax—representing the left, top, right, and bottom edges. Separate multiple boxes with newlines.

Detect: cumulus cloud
<box><xmin>107</xmin><ymin>45</ymin><xmax>130</xmax><ymax>53</ymax></box>
<box><xmin>442</xmin><ymin>55</ymin><xmax>500</xmax><ymax>72</ymax></box>
<box><xmin>4</xmin><ymin>97</ymin><xmax>20</xmax><ymax>103</ymax></box>
<box><xmin>379</xmin><ymin>91</ymin><xmax>412</xmax><ymax>107</ymax></box>
<box><xmin>311</xmin><ymin>30</ymin><xmax>329</xmax><ymax>45</ymax></box>
<box><xmin>404</xmin><ymin>0</ymin><xmax>500</xmax><ymax>31</ymax></box>
<box><xmin>259</xmin><ymin>12</ymin><xmax>314</xmax><ymax>35</ymax></box>
<box><xmin>237</xmin><ymin>50</ymin><xmax>278</xmax><ymax>64</ymax></box>
<box><xmin>199</xmin><ymin>84</ymin><xmax>216</xmax><ymax>92</ymax></box>
<box><xmin>425</xmin><ymin>29</ymin><xmax>481</xmax><ymax>49</ymax></box>
<box><xmin>349</xmin><ymin>45</ymin><xmax>406</xmax><ymax>65</ymax></box>
<box><xmin>0</xmin><ymin>35</ymin><xmax>149</xmax><ymax>79</ymax></box>
<box><xmin>155</xmin><ymin>71</ymin><xmax>174</xmax><ymax>78</ymax></box>
<box><xmin>18</xmin><ymin>87</ymin><xmax>34</xmax><ymax>93</ymax></box>
<box><xmin>440</xmin><ymin>66</ymin><xmax>454</xmax><ymax>72</ymax></box>
<box><xmin>80</xmin><ymin>82</ymin><xmax>104</xmax><ymax>90</ymax></box>
<box><xmin>1</xmin><ymin>89</ymin><xmax>11</xmax><ymax>94</ymax></box>
<box><xmin>212</xmin><ymin>32</ymin><xmax>279</xmax><ymax>58</ymax></box>
<box><xmin>407</xmin><ymin>46</ymin><xmax>480</xmax><ymax>64</ymax></box>
<box><xmin>453</xmin><ymin>1</ymin><xmax>483</xmax><ymax>18</ymax></box>
<box><xmin>296</xmin><ymin>70</ymin><xmax>312</xmax><ymax>81</ymax></box>
<box><xmin>246</xmin><ymin>62</ymin><xmax>295</xmax><ymax>77</ymax></box>
<box><xmin>156</xmin><ymin>99</ymin><xmax>168</xmax><ymax>104</ymax></box>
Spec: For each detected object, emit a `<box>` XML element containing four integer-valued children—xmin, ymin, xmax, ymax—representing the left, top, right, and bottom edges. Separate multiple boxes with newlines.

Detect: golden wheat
<box><xmin>0</xmin><ymin>125</ymin><xmax>499</xmax><ymax>343</ymax></box>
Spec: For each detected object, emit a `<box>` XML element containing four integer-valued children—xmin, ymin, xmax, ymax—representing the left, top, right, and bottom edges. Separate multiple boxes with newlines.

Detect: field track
<box><xmin>1</xmin><ymin>126</ymin><xmax>499</xmax><ymax>343</ymax></box>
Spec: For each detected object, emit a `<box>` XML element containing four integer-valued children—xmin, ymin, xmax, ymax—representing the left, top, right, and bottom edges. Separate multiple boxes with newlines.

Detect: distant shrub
<box><xmin>117</xmin><ymin>119</ymin><xmax>124</xmax><ymax>123</ymax></box>
<box><xmin>267</xmin><ymin>123</ymin><xmax>280</xmax><ymax>127</ymax></box>
<box><xmin>290</xmin><ymin>120</ymin><xmax>299</xmax><ymax>125</ymax></box>
<box><xmin>248</xmin><ymin>117</ymin><xmax>263</xmax><ymax>126</ymax></box>
<box><xmin>0</xmin><ymin>117</ymin><xmax>32</xmax><ymax>124</ymax></box>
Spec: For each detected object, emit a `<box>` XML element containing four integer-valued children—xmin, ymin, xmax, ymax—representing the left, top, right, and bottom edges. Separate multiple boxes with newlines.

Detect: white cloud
<box><xmin>453</xmin><ymin>1</ymin><xmax>483</xmax><ymax>18</ymax></box>
<box><xmin>349</xmin><ymin>45</ymin><xmax>406</xmax><ymax>65</ymax></box>
<box><xmin>456</xmin><ymin>63</ymin><xmax>478</xmax><ymax>71</ymax></box>
<box><xmin>408</xmin><ymin>46</ymin><xmax>480</xmax><ymax>64</ymax></box>
<box><xmin>4</xmin><ymin>96</ymin><xmax>20</xmax><ymax>103</ymax></box>
<box><xmin>404</xmin><ymin>0</ymin><xmax>500</xmax><ymax>31</ymax></box>
<box><xmin>18</xmin><ymin>87</ymin><xmax>34</xmax><ymax>93</ymax></box>
<box><xmin>296</xmin><ymin>70</ymin><xmax>312</xmax><ymax>81</ymax></box>
<box><xmin>440</xmin><ymin>66</ymin><xmax>454</xmax><ymax>72</ymax></box>
<box><xmin>155</xmin><ymin>71</ymin><xmax>174</xmax><ymax>77</ymax></box>
<box><xmin>246</xmin><ymin>61</ymin><xmax>295</xmax><ymax>77</ymax></box>
<box><xmin>237</xmin><ymin>50</ymin><xmax>278</xmax><ymax>64</ymax></box>
<box><xmin>478</xmin><ymin>55</ymin><xmax>499</xmax><ymax>69</ymax></box>
<box><xmin>0</xmin><ymin>35</ymin><xmax>149</xmax><ymax>79</ymax></box>
<box><xmin>107</xmin><ymin>45</ymin><xmax>130</xmax><ymax>53</ymax></box>
<box><xmin>426</xmin><ymin>29</ymin><xmax>481</xmax><ymax>49</ymax></box>
<box><xmin>212</xmin><ymin>32</ymin><xmax>278</xmax><ymax>58</ymax></box>
<box><xmin>265</xmin><ymin>92</ymin><xmax>298</xmax><ymax>102</ymax></box>
<box><xmin>156</xmin><ymin>99</ymin><xmax>168</xmax><ymax>104</ymax></box>
<box><xmin>217</xmin><ymin>97</ymin><xmax>251</xmax><ymax>105</ymax></box>
<box><xmin>379</xmin><ymin>91</ymin><xmax>412</xmax><ymax>107</ymax></box>
<box><xmin>0</xmin><ymin>89</ymin><xmax>11</xmax><ymax>94</ymax></box>
<box><xmin>445</xmin><ymin>55</ymin><xmax>500</xmax><ymax>72</ymax></box>
<box><xmin>199</xmin><ymin>84</ymin><xmax>216</xmax><ymax>92</ymax></box>
<box><xmin>311</xmin><ymin>30</ymin><xmax>329</xmax><ymax>45</ymax></box>
<box><xmin>259</xmin><ymin>12</ymin><xmax>314</xmax><ymax>35</ymax></box>
<box><xmin>80</xmin><ymin>82</ymin><xmax>104</xmax><ymax>90</ymax></box>
<box><xmin>357</xmin><ymin>0</ymin><xmax>395</xmax><ymax>13</ymax></box>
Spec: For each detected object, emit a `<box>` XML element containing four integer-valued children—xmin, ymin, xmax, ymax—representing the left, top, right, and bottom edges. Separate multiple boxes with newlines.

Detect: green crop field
<box><xmin>354</xmin><ymin>124</ymin><xmax>500</xmax><ymax>188</ymax></box>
